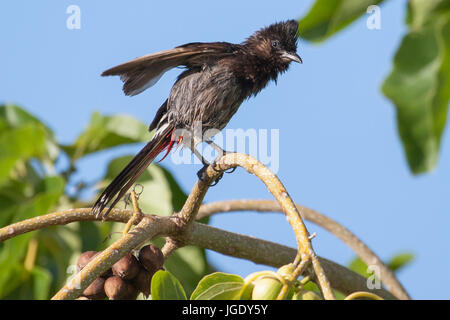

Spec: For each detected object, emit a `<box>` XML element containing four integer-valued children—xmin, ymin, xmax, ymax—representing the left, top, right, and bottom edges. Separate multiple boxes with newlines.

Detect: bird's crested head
<box><xmin>245</xmin><ymin>20</ymin><xmax>301</xmax><ymax>66</ymax></box>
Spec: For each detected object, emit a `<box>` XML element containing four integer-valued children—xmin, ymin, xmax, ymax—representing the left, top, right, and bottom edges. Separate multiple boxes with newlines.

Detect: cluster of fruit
<box><xmin>76</xmin><ymin>244</ymin><xmax>164</xmax><ymax>300</ymax></box>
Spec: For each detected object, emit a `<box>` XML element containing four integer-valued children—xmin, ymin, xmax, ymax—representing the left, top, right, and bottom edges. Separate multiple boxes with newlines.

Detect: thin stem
<box><xmin>277</xmin><ymin>259</ymin><xmax>308</xmax><ymax>300</ymax></box>
<box><xmin>122</xmin><ymin>190</ymin><xmax>143</xmax><ymax>234</ymax></box>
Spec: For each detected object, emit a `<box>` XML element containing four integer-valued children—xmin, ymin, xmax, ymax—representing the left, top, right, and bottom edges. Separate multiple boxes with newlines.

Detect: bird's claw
<box><xmin>196</xmin><ymin>163</ymin><xmax>224</xmax><ymax>187</ymax></box>
<box><xmin>225</xmin><ymin>167</ymin><xmax>236</xmax><ymax>174</ymax></box>
<box><xmin>209</xmin><ymin>173</ymin><xmax>224</xmax><ymax>186</ymax></box>
<box><xmin>197</xmin><ymin>165</ymin><xmax>208</xmax><ymax>182</ymax></box>
<box><xmin>212</xmin><ymin>157</ymin><xmax>236</xmax><ymax>174</ymax></box>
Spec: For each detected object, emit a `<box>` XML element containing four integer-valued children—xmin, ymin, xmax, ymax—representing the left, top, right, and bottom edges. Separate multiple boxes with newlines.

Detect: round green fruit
<box><xmin>251</xmin><ymin>277</ymin><xmax>283</xmax><ymax>300</ymax></box>
<box><xmin>277</xmin><ymin>264</ymin><xmax>295</xmax><ymax>280</ymax></box>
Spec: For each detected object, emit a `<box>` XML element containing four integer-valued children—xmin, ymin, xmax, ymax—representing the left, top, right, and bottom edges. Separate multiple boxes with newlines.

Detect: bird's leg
<box><xmin>205</xmin><ymin>140</ymin><xmax>236</xmax><ymax>174</ymax></box>
<box><xmin>185</xmin><ymin>135</ymin><xmax>223</xmax><ymax>185</ymax></box>
<box><xmin>192</xmin><ymin>146</ymin><xmax>210</xmax><ymax>167</ymax></box>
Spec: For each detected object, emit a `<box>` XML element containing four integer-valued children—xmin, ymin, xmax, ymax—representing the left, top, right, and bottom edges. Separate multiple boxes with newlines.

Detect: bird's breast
<box><xmin>167</xmin><ymin>65</ymin><xmax>247</xmax><ymax>132</ymax></box>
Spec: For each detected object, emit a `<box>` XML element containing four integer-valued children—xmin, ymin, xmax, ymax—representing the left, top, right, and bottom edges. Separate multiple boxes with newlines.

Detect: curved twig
<box><xmin>0</xmin><ymin>208</ymin><xmax>132</xmax><ymax>242</ymax></box>
<box><xmin>197</xmin><ymin>199</ymin><xmax>410</xmax><ymax>300</ymax></box>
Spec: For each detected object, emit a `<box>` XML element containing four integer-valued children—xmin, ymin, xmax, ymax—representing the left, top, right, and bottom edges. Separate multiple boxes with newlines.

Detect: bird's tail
<box><xmin>92</xmin><ymin>124</ymin><xmax>176</xmax><ymax>219</ymax></box>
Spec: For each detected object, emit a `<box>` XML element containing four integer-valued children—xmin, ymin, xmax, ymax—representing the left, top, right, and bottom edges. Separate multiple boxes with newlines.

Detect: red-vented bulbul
<box><xmin>93</xmin><ymin>20</ymin><xmax>301</xmax><ymax>218</ymax></box>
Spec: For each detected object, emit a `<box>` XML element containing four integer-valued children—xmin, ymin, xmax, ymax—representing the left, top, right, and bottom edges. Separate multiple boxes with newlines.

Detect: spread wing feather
<box><xmin>101</xmin><ymin>42</ymin><xmax>237</xmax><ymax>96</ymax></box>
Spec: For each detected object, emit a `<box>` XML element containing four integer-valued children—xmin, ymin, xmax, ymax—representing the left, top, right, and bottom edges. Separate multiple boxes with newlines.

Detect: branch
<box><xmin>191</xmin><ymin>153</ymin><xmax>334</xmax><ymax>299</ymax></box>
<box><xmin>197</xmin><ymin>199</ymin><xmax>410</xmax><ymax>300</ymax></box>
<box><xmin>0</xmin><ymin>208</ymin><xmax>395</xmax><ymax>299</ymax></box>
<box><xmin>52</xmin><ymin>214</ymin><xmax>172</xmax><ymax>300</ymax></box>
<box><xmin>186</xmin><ymin>222</ymin><xmax>395</xmax><ymax>299</ymax></box>
<box><xmin>55</xmin><ymin>152</ymin><xmax>335</xmax><ymax>298</ymax></box>
<box><xmin>0</xmin><ymin>153</ymin><xmax>403</xmax><ymax>300</ymax></box>
<box><xmin>0</xmin><ymin>208</ymin><xmax>132</xmax><ymax>242</ymax></box>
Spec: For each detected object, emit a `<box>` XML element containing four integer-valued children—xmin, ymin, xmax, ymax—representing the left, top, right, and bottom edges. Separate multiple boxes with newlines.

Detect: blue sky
<box><xmin>1</xmin><ymin>1</ymin><xmax>449</xmax><ymax>299</ymax></box>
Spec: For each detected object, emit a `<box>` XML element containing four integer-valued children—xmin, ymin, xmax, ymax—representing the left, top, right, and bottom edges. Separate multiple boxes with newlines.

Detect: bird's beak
<box><xmin>281</xmin><ymin>51</ymin><xmax>302</xmax><ymax>64</ymax></box>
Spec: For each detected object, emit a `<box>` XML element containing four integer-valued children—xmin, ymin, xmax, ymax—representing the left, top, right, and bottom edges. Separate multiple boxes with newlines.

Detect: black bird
<box><xmin>93</xmin><ymin>20</ymin><xmax>301</xmax><ymax>219</ymax></box>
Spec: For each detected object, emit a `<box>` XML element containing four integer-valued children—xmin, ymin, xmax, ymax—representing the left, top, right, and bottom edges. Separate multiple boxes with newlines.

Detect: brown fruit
<box><xmin>77</xmin><ymin>251</ymin><xmax>98</xmax><ymax>271</ymax></box>
<box><xmin>112</xmin><ymin>253</ymin><xmax>140</xmax><ymax>280</ymax></box>
<box><xmin>105</xmin><ymin>276</ymin><xmax>139</xmax><ymax>300</ymax></box>
<box><xmin>131</xmin><ymin>267</ymin><xmax>153</xmax><ymax>298</ymax></box>
<box><xmin>138</xmin><ymin>245</ymin><xmax>164</xmax><ymax>273</ymax></box>
<box><xmin>83</xmin><ymin>277</ymin><xmax>106</xmax><ymax>300</ymax></box>
<box><xmin>104</xmin><ymin>276</ymin><xmax>138</xmax><ymax>300</ymax></box>
<box><xmin>77</xmin><ymin>251</ymin><xmax>112</xmax><ymax>278</ymax></box>
<box><xmin>105</xmin><ymin>276</ymin><xmax>126</xmax><ymax>300</ymax></box>
<box><xmin>125</xmin><ymin>284</ymin><xmax>140</xmax><ymax>300</ymax></box>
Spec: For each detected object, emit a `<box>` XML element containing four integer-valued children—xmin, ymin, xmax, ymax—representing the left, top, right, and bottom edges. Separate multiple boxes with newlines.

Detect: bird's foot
<box><xmin>212</xmin><ymin>153</ymin><xmax>237</xmax><ymax>174</ymax></box>
<box><xmin>196</xmin><ymin>153</ymin><xmax>237</xmax><ymax>186</ymax></box>
<box><xmin>209</xmin><ymin>172</ymin><xmax>224</xmax><ymax>186</ymax></box>
<box><xmin>196</xmin><ymin>165</ymin><xmax>208</xmax><ymax>181</ymax></box>
<box><xmin>196</xmin><ymin>162</ymin><xmax>224</xmax><ymax>187</ymax></box>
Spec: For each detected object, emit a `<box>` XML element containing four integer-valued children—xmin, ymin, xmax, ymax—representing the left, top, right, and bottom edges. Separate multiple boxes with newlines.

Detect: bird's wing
<box><xmin>102</xmin><ymin>42</ymin><xmax>237</xmax><ymax>96</ymax></box>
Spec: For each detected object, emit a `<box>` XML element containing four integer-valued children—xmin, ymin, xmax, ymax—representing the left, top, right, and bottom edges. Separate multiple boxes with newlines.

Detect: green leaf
<box><xmin>31</xmin><ymin>266</ymin><xmax>52</xmax><ymax>300</ymax></box>
<box><xmin>164</xmin><ymin>245</ymin><xmax>210</xmax><ymax>297</ymax></box>
<box><xmin>239</xmin><ymin>282</ymin><xmax>255</xmax><ymax>300</ymax></box>
<box><xmin>0</xmin><ymin>125</ymin><xmax>47</xmax><ymax>186</ymax></box>
<box><xmin>62</xmin><ymin>112</ymin><xmax>152</xmax><ymax>161</ymax></box>
<box><xmin>190</xmin><ymin>272</ymin><xmax>244</xmax><ymax>300</ymax></box>
<box><xmin>151</xmin><ymin>270</ymin><xmax>187</xmax><ymax>300</ymax></box>
<box><xmin>387</xmin><ymin>252</ymin><xmax>414</xmax><ymax>272</ymax></box>
<box><xmin>0</xmin><ymin>104</ymin><xmax>59</xmax><ymax>162</ymax></box>
<box><xmin>100</xmin><ymin>155</ymin><xmax>187</xmax><ymax>216</ymax></box>
<box><xmin>348</xmin><ymin>257</ymin><xmax>371</xmax><ymax>278</ymax></box>
<box><xmin>79</xmin><ymin>221</ymin><xmax>102</xmax><ymax>253</ymax></box>
<box><xmin>15</xmin><ymin>176</ymin><xmax>65</xmax><ymax>222</ymax></box>
<box><xmin>298</xmin><ymin>0</ymin><xmax>386</xmax><ymax>42</ymax></box>
<box><xmin>0</xmin><ymin>175</ymin><xmax>65</xmax><ymax>298</ymax></box>
<box><xmin>0</xmin><ymin>176</ymin><xmax>65</xmax><ymax>264</ymax></box>
<box><xmin>0</xmin><ymin>104</ymin><xmax>52</xmax><ymax>133</ymax></box>
<box><xmin>38</xmin><ymin>225</ymin><xmax>84</xmax><ymax>287</ymax></box>
<box><xmin>0</xmin><ymin>179</ymin><xmax>32</xmax><ymax>227</ymax></box>
<box><xmin>349</xmin><ymin>252</ymin><xmax>414</xmax><ymax>278</ymax></box>
<box><xmin>407</xmin><ymin>0</ymin><xmax>443</xmax><ymax>29</ymax></box>
<box><xmin>0</xmin><ymin>263</ymin><xmax>28</xmax><ymax>298</ymax></box>
<box><xmin>382</xmin><ymin>9</ymin><xmax>450</xmax><ymax>173</ymax></box>
<box><xmin>159</xmin><ymin>165</ymin><xmax>188</xmax><ymax>212</ymax></box>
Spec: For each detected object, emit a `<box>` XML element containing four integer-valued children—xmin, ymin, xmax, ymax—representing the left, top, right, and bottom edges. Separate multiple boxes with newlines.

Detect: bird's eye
<box><xmin>271</xmin><ymin>40</ymin><xmax>280</xmax><ymax>48</ymax></box>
